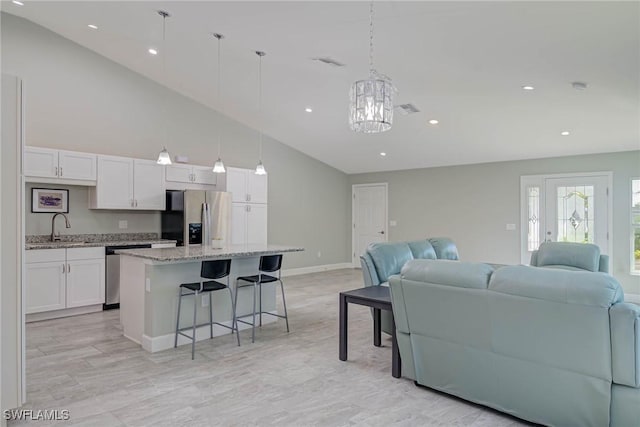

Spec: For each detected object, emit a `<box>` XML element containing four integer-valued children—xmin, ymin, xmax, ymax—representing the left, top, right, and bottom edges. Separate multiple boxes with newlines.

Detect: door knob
<box><xmin>378</xmin><ymin>231</ymin><xmax>385</xmax><ymax>235</ymax></box>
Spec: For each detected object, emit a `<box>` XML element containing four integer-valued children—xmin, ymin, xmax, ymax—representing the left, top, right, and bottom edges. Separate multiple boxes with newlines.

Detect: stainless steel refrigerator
<box><xmin>161</xmin><ymin>190</ymin><xmax>232</xmax><ymax>246</ymax></box>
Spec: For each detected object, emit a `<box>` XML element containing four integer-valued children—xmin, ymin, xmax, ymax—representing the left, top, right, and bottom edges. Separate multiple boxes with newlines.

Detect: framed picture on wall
<box><xmin>31</xmin><ymin>188</ymin><xmax>69</xmax><ymax>213</ymax></box>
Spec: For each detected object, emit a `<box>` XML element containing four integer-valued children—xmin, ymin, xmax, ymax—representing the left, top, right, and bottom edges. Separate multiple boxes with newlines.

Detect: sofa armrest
<box><xmin>360</xmin><ymin>254</ymin><xmax>380</xmax><ymax>287</ymax></box>
<box><xmin>610</xmin><ymin>302</ymin><xmax>640</xmax><ymax>388</ymax></box>
<box><xmin>599</xmin><ymin>254</ymin><xmax>609</xmax><ymax>273</ymax></box>
<box><xmin>530</xmin><ymin>250</ymin><xmax>539</xmax><ymax>266</ymax></box>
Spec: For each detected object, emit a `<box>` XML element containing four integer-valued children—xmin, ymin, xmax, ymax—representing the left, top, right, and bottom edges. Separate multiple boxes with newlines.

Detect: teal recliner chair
<box><xmin>389</xmin><ymin>259</ymin><xmax>639</xmax><ymax>427</ymax></box>
<box><xmin>530</xmin><ymin>241</ymin><xmax>609</xmax><ymax>273</ymax></box>
<box><xmin>359</xmin><ymin>237</ymin><xmax>459</xmax><ymax>334</ymax></box>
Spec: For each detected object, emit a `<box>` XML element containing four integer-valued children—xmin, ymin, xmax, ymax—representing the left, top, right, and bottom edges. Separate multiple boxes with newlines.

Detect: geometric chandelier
<box><xmin>349</xmin><ymin>1</ymin><xmax>395</xmax><ymax>133</ymax></box>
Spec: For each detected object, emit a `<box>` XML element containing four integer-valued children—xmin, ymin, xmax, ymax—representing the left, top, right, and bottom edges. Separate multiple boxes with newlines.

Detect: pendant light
<box><xmin>156</xmin><ymin>10</ymin><xmax>173</xmax><ymax>165</ymax></box>
<box><xmin>254</xmin><ymin>51</ymin><xmax>267</xmax><ymax>175</ymax></box>
<box><xmin>348</xmin><ymin>1</ymin><xmax>395</xmax><ymax>133</ymax></box>
<box><xmin>212</xmin><ymin>33</ymin><xmax>226</xmax><ymax>174</ymax></box>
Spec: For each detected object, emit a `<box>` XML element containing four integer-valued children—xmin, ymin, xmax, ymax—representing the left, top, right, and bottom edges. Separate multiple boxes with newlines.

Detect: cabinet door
<box><xmin>192</xmin><ymin>165</ymin><xmax>217</xmax><ymax>186</ymax></box>
<box><xmin>165</xmin><ymin>164</ymin><xmax>192</xmax><ymax>183</ymax></box>
<box><xmin>231</xmin><ymin>203</ymin><xmax>247</xmax><ymax>245</ymax></box>
<box><xmin>247</xmin><ymin>204</ymin><xmax>268</xmax><ymax>245</ymax></box>
<box><xmin>226</xmin><ymin>167</ymin><xmax>248</xmax><ymax>203</ymax></box>
<box><xmin>25</xmin><ymin>262</ymin><xmax>66</xmax><ymax>314</ymax></box>
<box><xmin>133</xmin><ymin>159</ymin><xmax>165</xmax><ymax>210</ymax></box>
<box><xmin>24</xmin><ymin>147</ymin><xmax>58</xmax><ymax>178</ymax></box>
<box><xmin>247</xmin><ymin>173</ymin><xmax>268</xmax><ymax>204</ymax></box>
<box><xmin>66</xmin><ymin>258</ymin><xmax>105</xmax><ymax>308</ymax></box>
<box><xmin>58</xmin><ymin>151</ymin><xmax>97</xmax><ymax>181</ymax></box>
<box><xmin>96</xmin><ymin>156</ymin><xmax>134</xmax><ymax>209</ymax></box>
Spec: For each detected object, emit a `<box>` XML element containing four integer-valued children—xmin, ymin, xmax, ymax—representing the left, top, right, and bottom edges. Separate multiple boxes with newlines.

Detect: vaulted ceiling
<box><xmin>5</xmin><ymin>1</ymin><xmax>640</xmax><ymax>173</ymax></box>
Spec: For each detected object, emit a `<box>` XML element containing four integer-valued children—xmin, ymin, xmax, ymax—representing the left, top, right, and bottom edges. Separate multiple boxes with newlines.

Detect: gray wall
<box><xmin>350</xmin><ymin>151</ymin><xmax>640</xmax><ymax>294</ymax></box>
<box><xmin>1</xmin><ymin>13</ymin><xmax>351</xmax><ymax>269</ymax></box>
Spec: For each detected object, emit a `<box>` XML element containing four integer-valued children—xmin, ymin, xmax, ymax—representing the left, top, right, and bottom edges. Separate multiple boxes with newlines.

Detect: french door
<box><xmin>521</xmin><ymin>173</ymin><xmax>611</xmax><ymax>265</ymax></box>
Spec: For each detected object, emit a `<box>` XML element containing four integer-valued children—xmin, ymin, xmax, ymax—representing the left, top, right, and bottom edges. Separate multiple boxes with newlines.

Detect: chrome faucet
<box><xmin>51</xmin><ymin>213</ymin><xmax>71</xmax><ymax>242</ymax></box>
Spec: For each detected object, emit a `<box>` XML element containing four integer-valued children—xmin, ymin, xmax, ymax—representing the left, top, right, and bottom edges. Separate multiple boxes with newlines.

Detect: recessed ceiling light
<box><xmin>428</xmin><ymin>119</ymin><xmax>439</xmax><ymax>125</ymax></box>
<box><xmin>12</xmin><ymin>0</ymin><xmax>24</xmax><ymax>5</ymax></box>
<box><xmin>148</xmin><ymin>48</ymin><xmax>158</xmax><ymax>55</ymax></box>
<box><xmin>305</xmin><ymin>107</ymin><xmax>313</xmax><ymax>113</ymax></box>
<box><xmin>380</xmin><ymin>152</ymin><xmax>387</xmax><ymax>157</ymax></box>
<box><xmin>561</xmin><ymin>131</ymin><xmax>570</xmax><ymax>136</ymax></box>
<box><xmin>522</xmin><ymin>85</ymin><xmax>535</xmax><ymax>91</ymax></box>
<box><xmin>87</xmin><ymin>24</ymin><xmax>98</xmax><ymax>30</ymax></box>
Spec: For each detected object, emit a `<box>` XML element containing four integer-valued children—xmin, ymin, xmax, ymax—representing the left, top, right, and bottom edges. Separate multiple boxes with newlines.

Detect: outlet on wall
<box><xmin>119</xmin><ymin>220</ymin><xmax>128</xmax><ymax>229</ymax></box>
<box><xmin>317</xmin><ymin>251</ymin><xmax>322</xmax><ymax>258</ymax></box>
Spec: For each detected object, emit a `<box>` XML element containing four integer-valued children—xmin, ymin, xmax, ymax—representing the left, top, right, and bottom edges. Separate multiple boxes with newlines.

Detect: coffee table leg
<box><xmin>373</xmin><ymin>308</ymin><xmax>381</xmax><ymax>347</ymax></box>
<box><xmin>339</xmin><ymin>294</ymin><xmax>348</xmax><ymax>361</ymax></box>
<box><xmin>391</xmin><ymin>315</ymin><xmax>401</xmax><ymax>378</ymax></box>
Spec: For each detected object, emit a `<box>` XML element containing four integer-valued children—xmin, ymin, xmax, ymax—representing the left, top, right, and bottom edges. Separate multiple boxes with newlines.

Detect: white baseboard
<box><xmin>281</xmin><ymin>263</ymin><xmax>352</xmax><ymax>277</ymax></box>
<box><xmin>26</xmin><ymin>304</ymin><xmax>103</xmax><ymax>323</ymax></box>
<box><xmin>142</xmin><ymin>311</ymin><xmax>278</xmax><ymax>353</ymax></box>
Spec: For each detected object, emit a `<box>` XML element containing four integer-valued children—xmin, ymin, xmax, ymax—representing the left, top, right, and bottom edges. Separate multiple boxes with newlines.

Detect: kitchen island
<box><xmin>117</xmin><ymin>244</ymin><xmax>304</xmax><ymax>352</ymax></box>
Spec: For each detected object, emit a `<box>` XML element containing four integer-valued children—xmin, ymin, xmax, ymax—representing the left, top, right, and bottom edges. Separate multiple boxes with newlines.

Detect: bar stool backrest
<box><xmin>201</xmin><ymin>259</ymin><xmax>232</xmax><ymax>280</ymax></box>
<box><xmin>259</xmin><ymin>255</ymin><xmax>282</xmax><ymax>273</ymax></box>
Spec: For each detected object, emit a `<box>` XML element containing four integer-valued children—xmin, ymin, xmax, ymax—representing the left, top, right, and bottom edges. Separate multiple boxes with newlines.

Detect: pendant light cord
<box><xmin>257</xmin><ymin>51</ymin><xmax>264</xmax><ymax>161</ymax></box>
<box><xmin>160</xmin><ymin>11</ymin><xmax>169</xmax><ymax>151</ymax></box>
<box><xmin>369</xmin><ymin>0</ymin><xmax>375</xmax><ymax>76</ymax></box>
<box><xmin>215</xmin><ymin>34</ymin><xmax>223</xmax><ymax>158</ymax></box>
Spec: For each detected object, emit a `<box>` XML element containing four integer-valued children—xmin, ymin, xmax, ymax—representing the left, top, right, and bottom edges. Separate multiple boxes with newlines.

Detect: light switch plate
<box><xmin>145</xmin><ymin>278</ymin><xmax>150</xmax><ymax>292</ymax></box>
<box><xmin>119</xmin><ymin>220</ymin><xmax>128</xmax><ymax>229</ymax></box>
<box><xmin>506</xmin><ymin>223</ymin><xmax>516</xmax><ymax>231</ymax></box>
<box><xmin>389</xmin><ymin>220</ymin><xmax>397</xmax><ymax>227</ymax></box>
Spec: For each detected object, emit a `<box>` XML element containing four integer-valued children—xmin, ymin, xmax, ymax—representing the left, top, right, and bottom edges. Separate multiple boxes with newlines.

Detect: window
<box><xmin>527</xmin><ymin>186</ymin><xmax>540</xmax><ymax>251</ymax></box>
<box><xmin>632</xmin><ymin>179</ymin><xmax>640</xmax><ymax>274</ymax></box>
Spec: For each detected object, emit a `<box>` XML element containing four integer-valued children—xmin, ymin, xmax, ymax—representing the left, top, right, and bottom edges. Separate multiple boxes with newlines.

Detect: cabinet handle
<box><xmin>130</xmin><ymin>199</ymin><xmax>134</xmax><ymax>207</ymax></box>
<box><xmin>60</xmin><ymin>167</ymin><xmax>63</xmax><ymax>177</ymax></box>
<box><xmin>248</xmin><ymin>194</ymin><xmax>252</xmax><ymax>202</ymax></box>
<box><xmin>135</xmin><ymin>200</ymin><xmax>138</xmax><ymax>207</ymax></box>
<box><xmin>248</xmin><ymin>205</ymin><xmax>252</xmax><ymax>213</ymax></box>
<box><xmin>67</xmin><ymin>264</ymin><xmax>71</xmax><ymax>273</ymax></box>
<box><xmin>55</xmin><ymin>166</ymin><xmax>59</xmax><ymax>176</ymax></box>
<box><xmin>62</xmin><ymin>264</ymin><xmax>65</xmax><ymax>274</ymax></box>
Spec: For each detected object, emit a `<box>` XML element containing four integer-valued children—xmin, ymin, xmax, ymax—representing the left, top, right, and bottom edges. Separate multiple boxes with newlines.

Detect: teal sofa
<box><xmin>359</xmin><ymin>238</ymin><xmax>459</xmax><ymax>333</ymax></box>
<box><xmin>530</xmin><ymin>241</ymin><xmax>610</xmax><ymax>273</ymax></box>
<box><xmin>389</xmin><ymin>259</ymin><xmax>639</xmax><ymax>427</ymax></box>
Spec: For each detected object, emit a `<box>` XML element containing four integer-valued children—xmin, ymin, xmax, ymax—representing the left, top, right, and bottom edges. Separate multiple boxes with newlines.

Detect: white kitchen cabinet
<box><xmin>25</xmin><ymin>247</ymin><xmax>105</xmax><ymax>315</ymax></box>
<box><xmin>226</xmin><ymin>167</ymin><xmax>267</xmax><ymax>204</ymax></box>
<box><xmin>89</xmin><ymin>156</ymin><xmax>165</xmax><ymax>210</ymax></box>
<box><xmin>166</xmin><ymin>164</ymin><xmax>217</xmax><ymax>187</ymax></box>
<box><xmin>232</xmin><ymin>202</ymin><xmax>268</xmax><ymax>245</ymax></box>
<box><xmin>25</xmin><ymin>147</ymin><xmax>97</xmax><ymax>183</ymax></box>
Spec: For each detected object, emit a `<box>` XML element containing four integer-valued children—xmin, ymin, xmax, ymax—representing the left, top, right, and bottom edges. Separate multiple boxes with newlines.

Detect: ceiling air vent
<box><xmin>312</xmin><ymin>57</ymin><xmax>346</xmax><ymax>67</ymax></box>
<box><xmin>396</xmin><ymin>103</ymin><xmax>420</xmax><ymax>115</ymax></box>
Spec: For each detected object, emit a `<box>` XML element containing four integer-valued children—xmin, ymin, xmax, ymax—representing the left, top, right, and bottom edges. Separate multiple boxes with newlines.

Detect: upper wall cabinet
<box><xmin>88</xmin><ymin>155</ymin><xmax>165</xmax><ymax>210</ymax></box>
<box><xmin>25</xmin><ymin>147</ymin><xmax>97</xmax><ymax>185</ymax></box>
<box><xmin>165</xmin><ymin>163</ymin><xmax>217</xmax><ymax>190</ymax></box>
<box><xmin>226</xmin><ymin>167</ymin><xmax>267</xmax><ymax>204</ymax></box>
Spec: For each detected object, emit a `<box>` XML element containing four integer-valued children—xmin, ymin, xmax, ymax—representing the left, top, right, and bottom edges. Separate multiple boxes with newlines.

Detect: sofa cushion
<box><xmin>407</xmin><ymin>240</ymin><xmax>437</xmax><ymax>259</ymax></box>
<box><xmin>368</xmin><ymin>242</ymin><xmax>414</xmax><ymax>283</ymax></box>
<box><xmin>428</xmin><ymin>237</ymin><xmax>460</xmax><ymax>260</ymax></box>
<box><xmin>489</xmin><ymin>265</ymin><xmax>623</xmax><ymax>308</ymax></box>
<box><xmin>535</xmin><ymin>242</ymin><xmax>601</xmax><ymax>272</ymax></box>
<box><xmin>401</xmin><ymin>259</ymin><xmax>493</xmax><ymax>290</ymax></box>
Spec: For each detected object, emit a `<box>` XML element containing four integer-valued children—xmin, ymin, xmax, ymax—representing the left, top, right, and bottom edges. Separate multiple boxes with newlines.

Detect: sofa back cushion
<box><xmin>367</xmin><ymin>242</ymin><xmax>414</xmax><ymax>283</ymax></box>
<box><xmin>407</xmin><ymin>240</ymin><xmax>437</xmax><ymax>260</ymax></box>
<box><xmin>428</xmin><ymin>237</ymin><xmax>460</xmax><ymax>260</ymax></box>
<box><xmin>535</xmin><ymin>241</ymin><xmax>601</xmax><ymax>272</ymax></box>
<box><xmin>401</xmin><ymin>259</ymin><xmax>493</xmax><ymax>290</ymax></box>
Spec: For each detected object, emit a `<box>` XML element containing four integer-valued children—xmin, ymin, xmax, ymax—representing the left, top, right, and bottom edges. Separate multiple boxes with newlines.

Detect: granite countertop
<box><xmin>25</xmin><ymin>233</ymin><xmax>177</xmax><ymax>250</ymax></box>
<box><xmin>116</xmin><ymin>244</ymin><xmax>304</xmax><ymax>262</ymax></box>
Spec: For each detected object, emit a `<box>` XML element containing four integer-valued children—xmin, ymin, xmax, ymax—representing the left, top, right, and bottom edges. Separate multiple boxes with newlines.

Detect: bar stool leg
<box><xmin>209</xmin><ymin>292</ymin><xmax>214</xmax><ymax>339</ymax></box>
<box><xmin>228</xmin><ymin>287</ymin><xmax>240</xmax><ymax>346</ymax></box>
<box><xmin>279</xmin><ymin>280</ymin><xmax>290</xmax><ymax>333</ymax></box>
<box><xmin>252</xmin><ymin>282</ymin><xmax>257</xmax><ymax>343</ymax></box>
<box><xmin>259</xmin><ymin>281</ymin><xmax>263</xmax><ymax>327</ymax></box>
<box><xmin>174</xmin><ymin>288</ymin><xmax>183</xmax><ymax>348</ymax></box>
<box><xmin>192</xmin><ymin>291</ymin><xmax>198</xmax><ymax>360</ymax></box>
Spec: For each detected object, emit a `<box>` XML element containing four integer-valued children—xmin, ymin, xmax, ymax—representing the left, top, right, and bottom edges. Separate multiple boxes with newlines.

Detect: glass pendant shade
<box><xmin>255</xmin><ymin>161</ymin><xmax>267</xmax><ymax>175</ymax></box>
<box><xmin>212</xmin><ymin>158</ymin><xmax>226</xmax><ymax>173</ymax></box>
<box><xmin>349</xmin><ymin>73</ymin><xmax>394</xmax><ymax>133</ymax></box>
<box><xmin>156</xmin><ymin>147</ymin><xmax>172</xmax><ymax>165</ymax></box>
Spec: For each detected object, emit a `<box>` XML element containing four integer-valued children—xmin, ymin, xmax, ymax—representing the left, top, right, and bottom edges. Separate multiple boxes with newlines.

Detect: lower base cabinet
<box><xmin>25</xmin><ymin>247</ymin><xmax>105</xmax><ymax>314</ymax></box>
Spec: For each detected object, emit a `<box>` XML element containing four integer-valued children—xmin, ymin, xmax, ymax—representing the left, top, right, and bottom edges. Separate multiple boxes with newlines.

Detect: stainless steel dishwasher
<box><xmin>104</xmin><ymin>244</ymin><xmax>152</xmax><ymax>310</ymax></box>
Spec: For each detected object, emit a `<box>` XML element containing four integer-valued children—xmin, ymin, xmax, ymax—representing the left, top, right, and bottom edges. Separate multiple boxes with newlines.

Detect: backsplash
<box><xmin>26</xmin><ymin>232</ymin><xmax>160</xmax><ymax>243</ymax></box>
<box><xmin>25</xmin><ymin>183</ymin><xmax>161</xmax><ymax>235</ymax></box>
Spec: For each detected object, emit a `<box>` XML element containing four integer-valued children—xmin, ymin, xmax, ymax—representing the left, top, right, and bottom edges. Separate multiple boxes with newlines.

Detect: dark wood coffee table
<box><xmin>339</xmin><ymin>286</ymin><xmax>401</xmax><ymax>378</ymax></box>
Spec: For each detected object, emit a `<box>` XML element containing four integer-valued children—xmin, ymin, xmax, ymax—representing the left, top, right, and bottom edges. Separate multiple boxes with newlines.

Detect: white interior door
<box><xmin>352</xmin><ymin>184</ymin><xmax>388</xmax><ymax>267</ymax></box>
<box><xmin>544</xmin><ymin>176</ymin><xmax>609</xmax><ymax>254</ymax></box>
